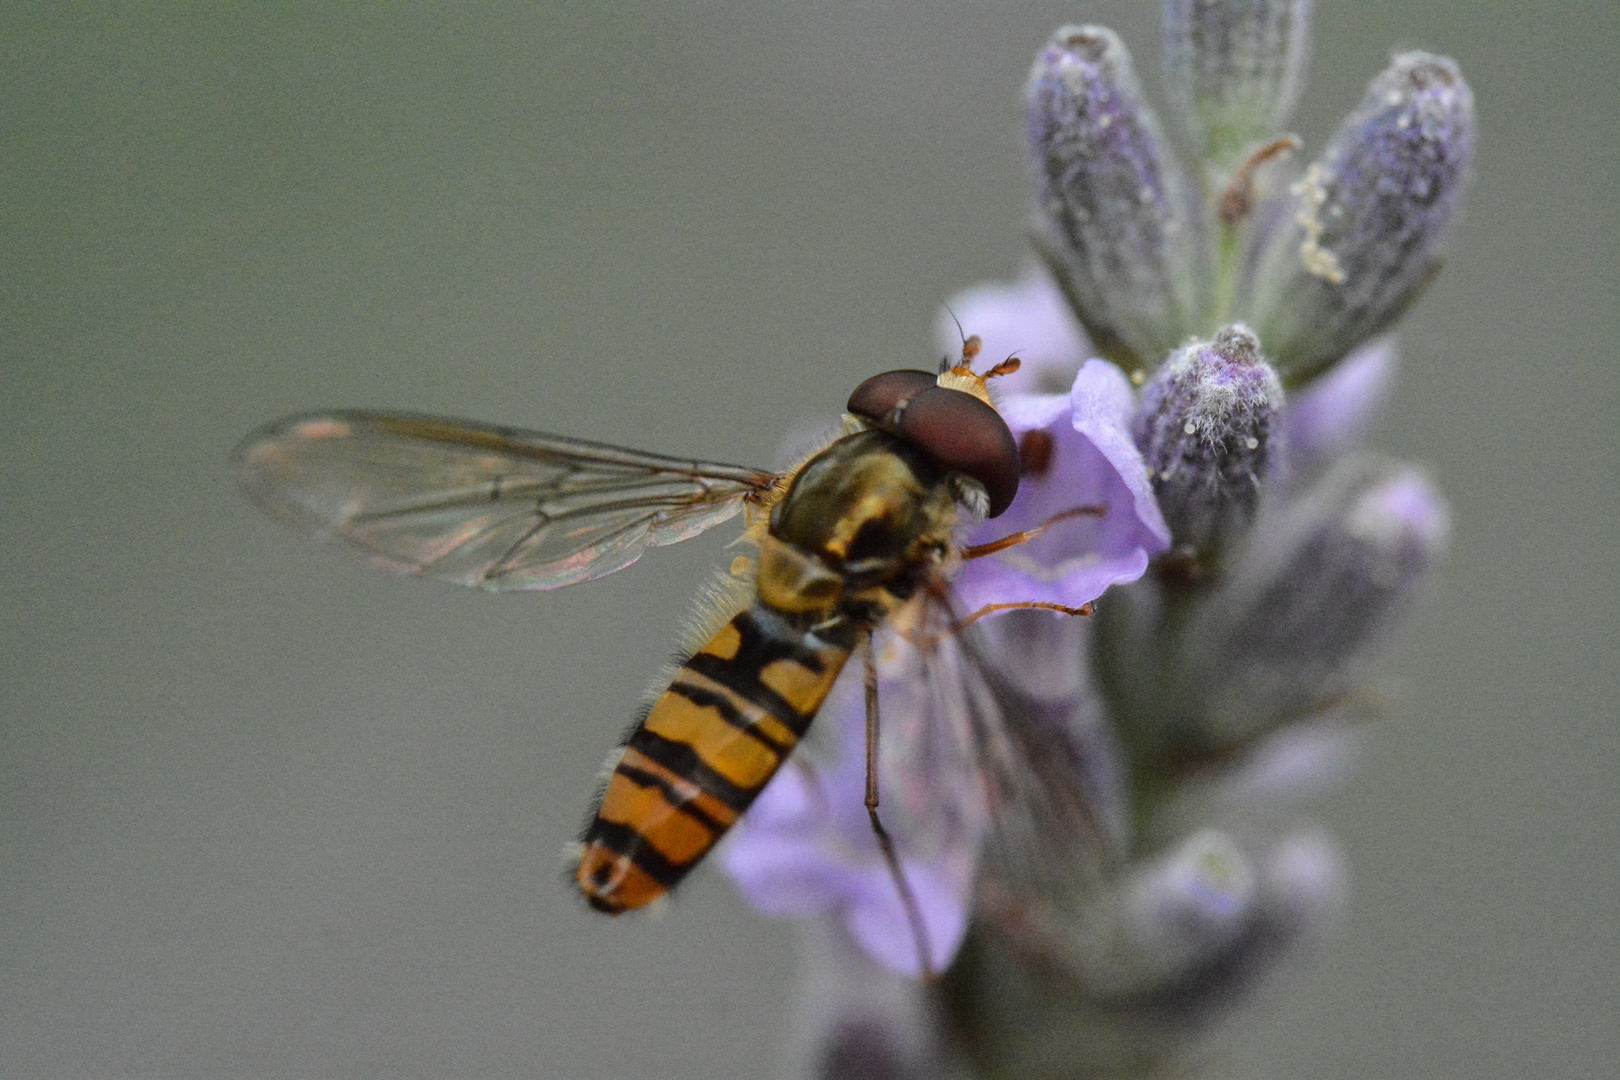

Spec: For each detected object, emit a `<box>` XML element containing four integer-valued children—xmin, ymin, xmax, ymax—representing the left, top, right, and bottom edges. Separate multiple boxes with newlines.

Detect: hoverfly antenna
<box><xmin>939</xmin><ymin>307</ymin><xmax>982</xmax><ymax>374</ymax></box>
<box><xmin>944</xmin><ymin>305</ymin><xmax>970</xmax><ymax>354</ymax></box>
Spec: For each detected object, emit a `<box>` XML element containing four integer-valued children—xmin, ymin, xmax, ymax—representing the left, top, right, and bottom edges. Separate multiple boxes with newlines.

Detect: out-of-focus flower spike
<box><xmin>1250</xmin><ymin>52</ymin><xmax>1474</xmax><ymax>385</ymax></box>
<box><xmin>946</xmin><ymin>829</ymin><xmax>1343</xmax><ymax>1071</ymax></box>
<box><xmin>1132</xmin><ymin>324</ymin><xmax>1283</xmax><ymax>562</ymax></box>
<box><xmin>1187</xmin><ymin>455</ymin><xmax>1450</xmax><ymax>747</ymax></box>
<box><xmin>1163</xmin><ymin>0</ymin><xmax>1312</xmax><ymax>171</ymax></box>
<box><xmin>1027</xmin><ymin>26</ymin><xmax>1200</xmax><ymax>369</ymax></box>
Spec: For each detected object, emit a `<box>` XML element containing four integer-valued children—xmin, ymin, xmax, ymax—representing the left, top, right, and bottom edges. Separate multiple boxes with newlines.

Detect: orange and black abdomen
<box><xmin>576</xmin><ymin>604</ymin><xmax>851</xmax><ymax>913</ymax></box>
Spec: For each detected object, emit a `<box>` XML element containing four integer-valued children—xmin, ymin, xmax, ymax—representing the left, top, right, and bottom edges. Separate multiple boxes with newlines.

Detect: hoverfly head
<box><xmin>844</xmin><ymin>354</ymin><xmax>1021</xmax><ymax>519</ymax></box>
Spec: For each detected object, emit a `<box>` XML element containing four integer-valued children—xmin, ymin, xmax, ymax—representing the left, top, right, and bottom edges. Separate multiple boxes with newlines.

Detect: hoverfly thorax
<box><xmin>760</xmin><ymin>430</ymin><xmax>955</xmax><ymax>621</ymax></box>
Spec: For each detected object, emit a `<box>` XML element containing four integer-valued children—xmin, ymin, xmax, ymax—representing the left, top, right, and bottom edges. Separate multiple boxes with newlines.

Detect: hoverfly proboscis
<box><xmin>233</xmin><ymin>338</ymin><xmax>1107</xmax><ymax>979</ymax></box>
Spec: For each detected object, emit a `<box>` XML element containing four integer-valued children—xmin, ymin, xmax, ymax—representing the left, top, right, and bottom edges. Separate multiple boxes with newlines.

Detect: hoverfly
<box><xmin>234</xmin><ymin>339</ymin><xmax>1104</xmax><ymax>976</ymax></box>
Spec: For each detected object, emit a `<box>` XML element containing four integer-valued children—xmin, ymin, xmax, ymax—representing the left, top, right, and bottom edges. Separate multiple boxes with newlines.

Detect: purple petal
<box><xmin>845</xmin><ymin>857</ymin><xmax>972</xmax><ymax>978</ymax></box>
<box><xmin>1283</xmin><ymin>334</ymin><xmax>1396</xmax><ymax>464</ymax></box>
<box><xmin>955</xmin><ymin>360</ymin><xmax>1170</xmax><ymax>616</ymax></box>
<box><xmin>722</xmin><ymin>765</ymin><xmax>846</xmax><ymax>919</ymax></box>
<box><xmin>936</xmin><ymin>266</ymin><xmax>1092</xmax><ymax>396</ymax></box>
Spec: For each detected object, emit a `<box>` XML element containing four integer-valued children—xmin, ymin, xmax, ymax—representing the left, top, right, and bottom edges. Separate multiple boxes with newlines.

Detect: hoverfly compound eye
<box><xmin>846</xmin><ymin>370</ymin><xmax>938</xmax><ymax>425</ymax></box>
<box><xmin>895</xmin><ymin>386</ymin><xmax>1020</xmax><ymax>518</ymax></box>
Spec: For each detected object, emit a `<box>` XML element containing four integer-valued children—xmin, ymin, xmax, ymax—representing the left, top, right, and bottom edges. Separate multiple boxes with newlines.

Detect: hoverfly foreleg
<box><xmin>906</xmin><ymin>571</ymin><xmax>1094</xmax><ymax>651</ymax></box>
<box><xmin>955</xmin><ymin>599</ymin><xmax>1094</xmax><ymax>632</ymax></box>
<box><xmin>960</xmin><ymin>503</ymin><xmax>1107</xmax><ymax>561</ymax></box>
<box><xmin>860</xmin><ymin>633</ymin><xmax>937</xmax><ymax>982</ymax></box>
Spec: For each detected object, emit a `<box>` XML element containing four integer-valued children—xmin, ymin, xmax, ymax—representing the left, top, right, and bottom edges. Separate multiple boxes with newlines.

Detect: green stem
<box><xmin>1208</xmin><ymin>219</ymin><xmax>1243</xmax><ymax>331</ymax></box>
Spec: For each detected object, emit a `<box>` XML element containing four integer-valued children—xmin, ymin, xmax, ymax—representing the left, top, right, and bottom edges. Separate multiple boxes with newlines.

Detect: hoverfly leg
<box><xmin>862</xmin><ymin>635</ymin><xmax>882</xmax><ymax>812</ymax></box>
<box><xmin>860</xmin><ymin>633</ymin><xmax>937</xmax><ymax>982</ymax></box>
<box><xmin>960</xmin><ymin>503</ymin><xmax>1107</xmax><ymax>560</ymax></box>
<box><xmin>955</xmin><ymin>599</ymin><xmax>1094</xmax><ymax>632</ymax></box>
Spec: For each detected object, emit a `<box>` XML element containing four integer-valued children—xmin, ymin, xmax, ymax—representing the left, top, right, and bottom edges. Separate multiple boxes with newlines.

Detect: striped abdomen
<box><xmin>576</xmin><ymin>604</ymin><xmax>851</xmax><ymax>913</ymax></box>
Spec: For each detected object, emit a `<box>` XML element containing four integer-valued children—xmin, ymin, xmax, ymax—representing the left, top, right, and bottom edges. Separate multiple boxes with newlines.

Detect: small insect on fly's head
<box><xmin>845</xmin><ymin>356</ymin><xmax>1022</xmax><ymax>518</ymax></box>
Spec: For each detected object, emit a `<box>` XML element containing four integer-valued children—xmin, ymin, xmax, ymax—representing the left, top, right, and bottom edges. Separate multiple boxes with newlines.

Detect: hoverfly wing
<box><xmin>232</xmin><ymin>411</ymin><xmax>778</xmax><ymax>591</ymax></box>
<box><xmin>903</xmin><ymin>594</ymin><xmax>1121</xmax><ymax>902</ymax></box>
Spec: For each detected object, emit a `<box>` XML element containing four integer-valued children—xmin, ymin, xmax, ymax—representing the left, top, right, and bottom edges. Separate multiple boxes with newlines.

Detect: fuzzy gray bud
<box><xmin>1069</xmin><ymin>829</ymin><xmax>1256</xmax><ymax>997</ymax></box>
<box><xmin>1026</xmin><ymin>26</ymin><xmax>1198</xmax><ymax>367</ymax></box>
<box><xmin>1251</xmin><ymin>52</ymin><xmax>1474</xmax><ymax>385</ymax></box>
<box><xmin>1188</xmin><ymin>455</ymin><xmax>1451</xmax><ymax>744</ymax></box>
<box><xmin>1133</xmin><ymin>325</ymin><xmax>1283</xmax><ymax>557</ymax></box>
<box><xmin>1163</xmin><ymin>0</ymin><xmax>1312</xmax><ymax>170</ymax></box>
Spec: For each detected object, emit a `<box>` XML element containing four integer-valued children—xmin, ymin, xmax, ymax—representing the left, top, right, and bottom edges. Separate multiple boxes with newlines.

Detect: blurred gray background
<box><xmin>2</xmin><ymin>3</ymin><xmax>1614</xmax><ymax>1077</ymax></box>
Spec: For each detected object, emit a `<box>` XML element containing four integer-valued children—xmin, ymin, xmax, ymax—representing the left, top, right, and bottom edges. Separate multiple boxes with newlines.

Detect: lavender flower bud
<box><xmin>1251</xmin><ymin>52</ymin><xmax>1474</xmax><ymax>385</ymax></box>
<box><xmin>1189</xmin><ymin>456</ymin><xmax>1450</xmax><ymax>744</ymax></box>
<box><xmin>1133</xmin><ymin>325</ymin><xmax>1283</xmax><ymax>558</ymax></box>
<box><xmin>1027</xmin><ymin>26</ymin><xmax>1198</xmax><ymax>367</ymax></box>
<box><xmin>1163</xmin><ymin>0</ymin><xmax>1312</xmax><ymax>169</ymax></box>
<box><xmin>1074</xmin><ymin>830</ymin><xmax>1344</xmax><ymax>1010</ymax></box>
<box><xmin>1073</xmin><ymin>829</ymin><xmax>1256</xmax><ymax>997</ymax></box>
<box><xmin>1100</xmin><ymin>831</ymin><xmax>1347</xmax><ymax>1021</ymax></box>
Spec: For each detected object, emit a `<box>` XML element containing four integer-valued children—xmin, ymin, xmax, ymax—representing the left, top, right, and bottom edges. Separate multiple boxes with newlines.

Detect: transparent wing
<box><xmin>894</xmin><ymin>591</ymin><xmax>1125</xmax><ymax>903</ymax></box>
<box><xmin>232</xmin><ymin>410</ymin><xmax>778</xmax><ymax>591</ymax></box>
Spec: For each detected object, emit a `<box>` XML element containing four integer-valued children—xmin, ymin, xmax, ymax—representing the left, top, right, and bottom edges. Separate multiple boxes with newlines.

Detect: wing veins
<box><xmin>913</xmin><ymin>592</ymin><xmax>1115</xmax><ymax>898</ymax></box>
<box><xmin>483</xmin><ymin>508</ymin><xmax>656</xmax><ymax>585</ymax></box>
<box><xmin>361</xmin><ymin>412</ymin><xmax>777</xmax><ymax>489</ymax></box>
<box><xmin>349</xmin><ymin>486</ymin><xmax>724</xmax><ymax>527</ymax></box>
<box><xmin>233</xmin><ymin>409</ymin><xmax>780</xmax><ymax>592</ymax></box>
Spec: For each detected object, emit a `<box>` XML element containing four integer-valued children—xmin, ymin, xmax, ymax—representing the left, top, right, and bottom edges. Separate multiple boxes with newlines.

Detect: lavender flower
<box><xmin>954</xmin><ymin>359</ymin><xmax>1171</xmax><ymax>618</ymax></box>
<box><xmin>723</xmin><ymin>5</ymin><xmax>1470</xmax><ymax>1077</ymax></box>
